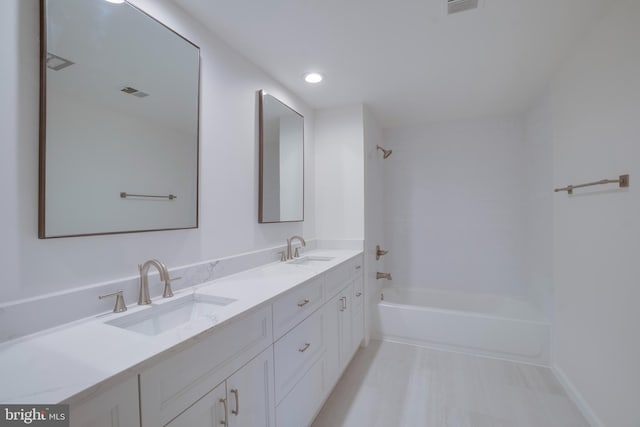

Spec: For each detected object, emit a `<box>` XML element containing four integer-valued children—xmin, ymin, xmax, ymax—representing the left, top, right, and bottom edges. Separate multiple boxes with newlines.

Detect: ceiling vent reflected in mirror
<box><xmin>447</xmin><ymin>0</ymin><xmax>479</xmax><ymax>15</ymax></box>
<box><xmin>46</xmin><ymin>53</ymin><xmax>74</xmax><ymax>71</ymax></box>
<box><xmin>121</xmin><ymin>86</ymin><xmax>150</xmax><ymax>97</ymax></box>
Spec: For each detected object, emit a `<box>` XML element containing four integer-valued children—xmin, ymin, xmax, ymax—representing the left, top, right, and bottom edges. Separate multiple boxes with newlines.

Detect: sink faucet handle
<box><xmin>99</xmin><ymin>290</ymin><xmax>127</xmax><ymax>313</ymax></box>
<box><xmin>163</xmin><ymin>276</ymin><xmax>180</xmax><ymax>298</ymax></box>
<box><xmin>294</xmin><ymin>247</ymin><xmax>301</xmax><ymax>258</ymax></box>
<box><xmin>279</xmin><ymin>251</ymin><xmax>287</xmax><ymax>262</ymax></box>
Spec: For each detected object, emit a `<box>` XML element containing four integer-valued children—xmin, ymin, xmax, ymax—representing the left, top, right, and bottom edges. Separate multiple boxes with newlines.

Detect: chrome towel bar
<box><xmin>554</xmin><ymin>174</ymin><xmax>629</xmax><ymax>195</ymax></box>
<box><xmin>120</xmin><ymin>192</ymin><xmax>177</xmax><ymax>200</ymax></box>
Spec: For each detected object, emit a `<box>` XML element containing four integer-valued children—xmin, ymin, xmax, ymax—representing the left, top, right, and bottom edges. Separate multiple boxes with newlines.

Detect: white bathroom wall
<box><xmin>523</xmin><ymin>97</ymin><xmax>555</xmax><ymax>317</ymax></box>
<box><xmin>363</xmin><ymin>106</ymin><xmax>385</xmax><ymax>343</ymax></box>
<box><xmin>0</xmin><ymin>0</ymin><xmax>315</xmax><ymax>303</ymax></box>
<box><xmin>382</xmin><ymin>117</ymin><xmax>528</xmax><ymax>298</ymax></box>
<box><xmin>314</xmin><ymin>105</ymin><xmax>365</xmax><ymax>241</ymax></box>
<box><xmin>534</xmin><ymin>1</ymin><xmax>640</xmax><ymax>425</ymax></box>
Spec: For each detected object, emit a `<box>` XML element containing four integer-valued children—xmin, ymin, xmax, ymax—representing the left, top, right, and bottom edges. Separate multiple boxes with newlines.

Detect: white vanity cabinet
<box><xmin>67</xmin><ymin>253</ymin><xmax>364</xmax><ymax>427</ymax></box>
<box><xmin>139</xmin><ymin>305</ymin><xmax>273</xmax><ymax>426</ymax></box>
<box><xmin>273</xmin><ymin>254</ymin><xmax>364</xmax><ymax>427</ymax></box>
<box><xmin>324</xmin><ymin>283</ymin><xmax>353</xmax><ymax>388</ymax></box>
<box><xmin>167</xmin><ymin>347</ymin><xmax>275</xmax><ymax>427</ymax></box>
<box><xmin>69</xmin><ymin>376</ymin><xmax>140</xmax><ymax>427</ymax></box>
<box><xmin>324</xmin><ymin>258</ymin><xmax>364</xmax><ymax>390</ymax></box>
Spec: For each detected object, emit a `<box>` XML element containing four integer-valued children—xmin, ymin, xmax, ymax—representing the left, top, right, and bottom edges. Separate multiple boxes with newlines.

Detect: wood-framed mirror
<box><xmin>39</xmin><ymin>0</ymin><xmax>200</xmax><ymax>238</ymax></box>
<box><xmin>258</xmin><ymin>90</ymin><xmax>304</xmax><ymax>223</ymax></box>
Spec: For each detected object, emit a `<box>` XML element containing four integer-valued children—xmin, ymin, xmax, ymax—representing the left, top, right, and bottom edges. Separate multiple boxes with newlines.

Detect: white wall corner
<box><xmin>551</xmin><ymin>364</ymin><xmax>604</xmax><ymax>427</ymax></box>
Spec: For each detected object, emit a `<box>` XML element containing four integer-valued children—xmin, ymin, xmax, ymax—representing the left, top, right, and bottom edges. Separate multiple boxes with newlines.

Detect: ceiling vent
<box><xmin>46</xmin><ymin>53</ymin><xmax>74</xmax><ymax>71</ymax></box>
<box><xmin>121</xmin><ymin>86</ymin><xmax>149</xmax><ymax>98</ymax></box>
<box><xmin>447</xmin><ymin>0</ymin><xmax>479</xmax><ymax>15</ymax></box>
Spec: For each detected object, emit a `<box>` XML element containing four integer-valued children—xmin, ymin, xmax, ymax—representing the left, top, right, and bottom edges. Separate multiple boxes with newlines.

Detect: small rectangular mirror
<box><xmin>39</xmin><ymin>0</ymin><xmax>200</xmax><ymax>238</ymax></box>
<box><xmin>258</xmin><ymin>91</ymin><xmax>304</xmax><ymax>223</ymax></box>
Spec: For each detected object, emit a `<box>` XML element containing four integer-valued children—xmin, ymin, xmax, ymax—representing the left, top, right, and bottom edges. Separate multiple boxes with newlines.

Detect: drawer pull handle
<box><xmin>356</xmin><ymin>292</ymin><xmax>362</xmax><ymax>297</ymax></box>
<box><xmin>355</xmin><ymin>265</ymin><xmax>362</xmax><ymax>270</ymax></box>
<box><xmin>298</xmin><ymin>342</ymin><xmax>311</xmax><ymax>352</ymax></box>
<box><xmin>231</xmin><ymin>388</ymin><xmax>239</xmax><ymax>415</ymax></box>
<box><xmin>340</xmin><ymin>296</ymin><xmax>347</xmax><ymax>311</ymax></box>
<box><xmin>219</xmin><ymin>398</ymin><xmax>228</xmax><ymax>425</ymax></box>
<box><xmin>297</xmin><ymin>299</ymin><xmax>310</xmax><ymax>307</ymax></box>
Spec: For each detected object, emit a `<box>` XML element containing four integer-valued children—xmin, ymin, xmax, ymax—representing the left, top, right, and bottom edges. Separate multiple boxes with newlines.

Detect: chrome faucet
<box><xmin>286</xmin><ymin>235</ymin><xmax>306</xmax><ymax>260</ymax></box>
<box><xmin>138</xmin><ymin>259</ymin><xmax>171</xmax><ymax>305</ymax></box>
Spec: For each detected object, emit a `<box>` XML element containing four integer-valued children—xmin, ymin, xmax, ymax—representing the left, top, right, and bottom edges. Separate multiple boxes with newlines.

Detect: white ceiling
<box><xmin>174</xmin><ymin>0</ymin><xmax>614</xmax><ymax>127</ymax></box>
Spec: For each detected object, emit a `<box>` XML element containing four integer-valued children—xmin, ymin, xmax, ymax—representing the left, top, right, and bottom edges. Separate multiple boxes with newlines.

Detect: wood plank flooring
<box><xmin>312</xmin><ymin>340</ymin><xmax>588</xmax><ymax>427</ymax></box>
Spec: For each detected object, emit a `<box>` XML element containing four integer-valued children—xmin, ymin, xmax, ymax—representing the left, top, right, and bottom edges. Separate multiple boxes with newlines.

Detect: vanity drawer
<box><xmin>273</xmin><ymin>275</ymin><xmax>324</xmax><ymax>339</ymax></box>
<box><xmin>325</xmin><ymin>255</ymin><xmax>363</xmax><ymax>299</ymax></box>
<box><xmin>274</xmin><ymin>306</ymin><xmax>325</xmax><ymax>404</ymax></box>
<box><xmin>139</xmin><ymin>305</ymin><xmax>273</xmax><ymax>426</ymax></box>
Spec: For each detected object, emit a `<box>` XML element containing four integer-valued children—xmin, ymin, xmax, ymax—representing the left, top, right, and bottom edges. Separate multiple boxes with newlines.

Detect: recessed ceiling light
<box><xmin>304</xmin><ymin>72</ymin><xmax>323</xmax><ymax>84</ymax></box>
<box><xmin>104</xmin><ymin>0</ymin><xmax>125</xmax><ymax>4</ymax></box>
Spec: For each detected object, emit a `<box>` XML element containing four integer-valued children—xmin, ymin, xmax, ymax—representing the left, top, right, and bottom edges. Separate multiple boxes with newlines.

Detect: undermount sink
<box><xmin>288</xmin><ymin>255</ymin><xmax>335</xmax><ymax>265</ymax></box>
<box><xmin>106</xmin><ymin>293</ymin><xmax>236</xmax><ymax>336</ymax></box>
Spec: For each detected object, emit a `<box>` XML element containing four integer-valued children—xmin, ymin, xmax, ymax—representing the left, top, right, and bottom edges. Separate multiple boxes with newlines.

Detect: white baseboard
<box><xmin>551</xmin><ymin>364</ymin><xmax>604</xmax><ymax>427</ymax></box>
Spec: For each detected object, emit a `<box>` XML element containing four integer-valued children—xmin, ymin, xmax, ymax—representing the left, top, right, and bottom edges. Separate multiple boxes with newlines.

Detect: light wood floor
<box><xmin>312</xmin><ymin>340</ymin><xmax>588</xmax><ymax>427</ymax></box>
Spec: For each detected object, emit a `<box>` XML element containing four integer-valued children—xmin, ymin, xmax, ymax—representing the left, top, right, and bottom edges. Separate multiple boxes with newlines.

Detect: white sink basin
<box><xmin>106</xmin><ymin>294</ymin><xmax>236</xmax><ymax>336</ymax></box>
<box><xmin>288</xmin><ymin>256</ymin><xmax>335</xmax><ymax>265</ymax></box>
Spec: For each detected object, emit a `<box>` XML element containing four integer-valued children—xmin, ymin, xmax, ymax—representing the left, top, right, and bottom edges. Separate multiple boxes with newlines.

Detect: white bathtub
<box><xmin>375</xmin><ymin>287</ymin><xmax>551</xmax><ymax>365</ymax></box>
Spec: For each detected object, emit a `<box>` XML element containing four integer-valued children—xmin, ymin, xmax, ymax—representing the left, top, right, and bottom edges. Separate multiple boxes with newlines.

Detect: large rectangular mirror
<box><xmin>39</xmin><ymin>0</ymin><xmax>200</xmax><ymax>238</ymax></box>
<box><xmin>258</xmin><ymin>91</ymin><xmax>304</xmax><ymax>223</ymax></box>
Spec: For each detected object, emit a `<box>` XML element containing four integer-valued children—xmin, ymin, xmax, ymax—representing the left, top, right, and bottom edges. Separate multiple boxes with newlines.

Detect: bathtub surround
<box><xmin>525</xmin><ymin>1</ymin><xmax>640</xmax><ymax>425</ymax></box>
<box><xmin>0</xmin><ymin>0</ymin><xmax>314</xmax><ymax>304</ymax></box>
<box><xmin>382</xmin><ymin>116</ymin><xmax>533</xmax><ymax>300</ymax></box>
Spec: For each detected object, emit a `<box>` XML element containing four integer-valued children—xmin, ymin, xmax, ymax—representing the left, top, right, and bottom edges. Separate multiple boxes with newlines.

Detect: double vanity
<box><xmin>0</xmin><ymin>249</ymin><xmax>364</xmax><ymax>427</ymax></box>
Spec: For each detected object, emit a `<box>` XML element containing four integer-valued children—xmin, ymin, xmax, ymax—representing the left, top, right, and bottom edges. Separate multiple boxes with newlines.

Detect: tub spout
<box><xmin>376</xmin><ymin>272</ymin><xmax>392</xmax><ymax>280</ymax></box>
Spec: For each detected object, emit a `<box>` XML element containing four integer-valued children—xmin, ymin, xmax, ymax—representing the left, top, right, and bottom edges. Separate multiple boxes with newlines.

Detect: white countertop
<box><xmin>0</xmin><ymin>249</ymin><xmax>362</xmax><ymax>405</ymax></box>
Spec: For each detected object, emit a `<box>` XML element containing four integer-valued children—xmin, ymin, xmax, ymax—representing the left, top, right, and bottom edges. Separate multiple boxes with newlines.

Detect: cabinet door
<box><xmin>227</xmin><ymin>347</ymin><xmax>275</xmax><ymax>427</ymax></box>
<box><xmin>166</xmin><ymin>382</ymin><xmax>227</xmax><ymax>427</ymax></box>
<box><xmin>69</xmin><ymin>377</ymin><xmax>139</xmax><ymax>427</ymax></box>
<box><xmin>323</xmin><ymin>292</ymin><xmax>341</xmax><ymax>388</ymax></box>
<box><xmin>323</xmin><ymin>283</ymin><xmax>354</xmax><ymax>390</ymax></box>
<box><xmin>338</xmin><ymin>283</ymin><xmax>353</xmax><ymax>369</ymax></box>
<box><xmin>351</xmin><ymin>277</ymin><xmax>364</xmax><ymax>356</ymax></box>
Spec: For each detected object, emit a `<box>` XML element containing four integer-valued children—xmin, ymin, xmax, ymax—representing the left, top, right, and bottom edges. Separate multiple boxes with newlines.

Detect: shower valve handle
<box><xmin>376</xmin><ymin>245</ymin><xmax>388</xmax><ymax>260</ymax></box>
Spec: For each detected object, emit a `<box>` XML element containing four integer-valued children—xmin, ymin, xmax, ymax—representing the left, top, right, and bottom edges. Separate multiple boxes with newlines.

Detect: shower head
<box><xmin>376</xmin><ymin>145</ymin><xmax>392</xmax><ymax>159</ymax></box>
